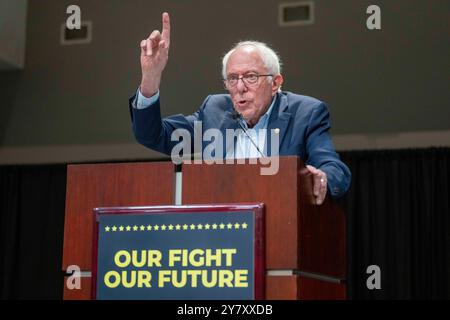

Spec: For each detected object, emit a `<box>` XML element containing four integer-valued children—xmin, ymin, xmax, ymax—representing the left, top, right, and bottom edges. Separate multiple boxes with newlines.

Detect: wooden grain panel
<box><xmin>62</xmin><ymin>159</ymin><xmax>346</xmax><ymax>300</ymax></box>
<box><xmin>182</xmin><ymin>157</ymin><xmax>300</xmax><ymax>269</ymax></box>
<box><xmin>183</xmin><ymin>157</ymin><xmax>346</xmax><ymax>278</ymax></box>
<box><xmin>266</xmin><ymin>276</ymin><xmax>298</xmax><ymax>300</ymax></box>
<box><xmin>266</xmin><ymin>275</ymin><xmax>346</xmax><ymax>300</ymax></box>
<box><xmin>63</xmin><ymin>277</ymin><xmax>91</xmax><ymax>300</ymax></box>
<box><xmin>297</xmin><ymin>166</ymin><xmax>347</xmax><ymax>278</ymax></box>
<box><xmin>63</xmin><ymin>162</ymin><xmax>174</xmax><ymax>271</ymax></box>
<box><xmin>298</xmin><ymin>276</ymin><xmax>346</xmax><ymax>300</ymax></box>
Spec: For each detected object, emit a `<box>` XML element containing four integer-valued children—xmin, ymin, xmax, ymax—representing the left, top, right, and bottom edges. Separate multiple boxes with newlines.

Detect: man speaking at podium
<box><xmin>129</xmin><ymin>12</ymin><xmax>351</xmax><ymax>205</ymax></box>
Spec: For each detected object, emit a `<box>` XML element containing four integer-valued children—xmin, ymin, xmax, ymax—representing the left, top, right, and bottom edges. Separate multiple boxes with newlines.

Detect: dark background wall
<box><xmin>0</xmin><ymin>0</ymin><xmax>449</xmax><ymax>158</ymax></box>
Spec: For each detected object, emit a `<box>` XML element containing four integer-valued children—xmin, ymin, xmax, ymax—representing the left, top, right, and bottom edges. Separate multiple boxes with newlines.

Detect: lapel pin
<box><xmin>274</xmin><ymin>128</ymin><xmax>280</xmax><ymax>134</ymax></box>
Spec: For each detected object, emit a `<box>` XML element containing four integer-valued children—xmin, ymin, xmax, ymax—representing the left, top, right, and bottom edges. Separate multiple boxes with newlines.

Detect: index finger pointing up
<box><xmin>161</xmin><ymin>12</ymin><xmax>171</xmax><ymax>45</ymax></box>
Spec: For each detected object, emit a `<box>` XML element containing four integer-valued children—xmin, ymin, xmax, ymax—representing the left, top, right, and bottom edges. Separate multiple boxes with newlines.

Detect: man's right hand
<box><xmin>139</xmin><ymin>12</ymin><xmax>171</xmax><ymax>97</ymax></box>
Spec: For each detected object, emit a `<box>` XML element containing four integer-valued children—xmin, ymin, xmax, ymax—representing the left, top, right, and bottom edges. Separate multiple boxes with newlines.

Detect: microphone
<box><xmin>231</xmin><ymin>108</ymin><xmax>265</xmax><ymax>158</ymax></box>
<box><xmin>231</xmin><ymin>108</ymin><xmax>242</xmax><ymax>120</ymax></box>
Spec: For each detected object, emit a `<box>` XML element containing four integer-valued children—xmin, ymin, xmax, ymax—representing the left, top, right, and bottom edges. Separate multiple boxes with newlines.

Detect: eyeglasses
<box><xmin>224</xmin><ymin>73</ymin><xmax>273</xmax><ymax>88</ymax></box>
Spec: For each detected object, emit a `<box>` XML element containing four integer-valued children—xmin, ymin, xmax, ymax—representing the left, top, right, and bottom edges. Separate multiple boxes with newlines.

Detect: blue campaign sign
<box><xmin>93</xmin><ymin>205</ymin><xmax>264</xmax><ymax>300</ymax></box>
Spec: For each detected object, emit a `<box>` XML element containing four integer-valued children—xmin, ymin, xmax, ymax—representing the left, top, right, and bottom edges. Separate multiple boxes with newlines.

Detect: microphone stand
<box><xmin>232</xmin><ymin>110</ymin><xmax>265</xmax><ymax>158</ymax></box>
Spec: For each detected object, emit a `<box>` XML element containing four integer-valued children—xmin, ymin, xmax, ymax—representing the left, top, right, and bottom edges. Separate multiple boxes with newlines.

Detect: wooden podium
<box><xmin>63</xmin><ymin>157</ymin><xmax>346</xmax><ymax>300</ymax></box>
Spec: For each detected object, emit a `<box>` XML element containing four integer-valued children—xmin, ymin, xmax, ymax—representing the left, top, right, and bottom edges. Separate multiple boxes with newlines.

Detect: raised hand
<box><xmin>139</xmin><ymin>12</ymin><xmax>171</xmax><ymax>97</ymax></box>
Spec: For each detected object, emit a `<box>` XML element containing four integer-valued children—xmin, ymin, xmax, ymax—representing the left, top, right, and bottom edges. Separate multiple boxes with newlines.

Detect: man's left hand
<box><xmin>306</xmin><ymin>165</ymin><xmax>327</xmax><ymax>205</ymax></box>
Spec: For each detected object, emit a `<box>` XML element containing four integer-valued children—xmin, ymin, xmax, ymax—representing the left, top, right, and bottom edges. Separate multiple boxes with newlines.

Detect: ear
<box><xmin>271</xmin><ymin>74</ymin><xmax>284</xmax><ymax>94</ymax></box>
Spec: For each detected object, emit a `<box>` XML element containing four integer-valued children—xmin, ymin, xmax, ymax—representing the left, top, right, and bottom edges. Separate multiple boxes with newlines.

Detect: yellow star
<box><xmin>112</xmin><ymin>226</ymin><xmax>117</xmax><ymax>232</ymax></box>
<box><xmin>154</xmin><ymin>225</ymin><xmax>159</xmax><ymax>231</ymax></box>
<box><xmin>227</xmin><ymin>223</ymin><xmax>233</xmax><ymax>229</ymax></box>
<box><xmin>242</xmin><ymin>223</ymin><xmax>248</xmax><ymax>229</ymax></box>
<box><xmin>234</xmin><ymin>223</ymin><xmax>240</xmax><ymax>229</ymax></box>
<box><xmin>126</xmin><ymin>225</ymin><xmax>131</xmax><ymax>231</ymax></box>
<box><xmin>140</xmin><ymin>225</ymin><xmax>145</xmax><ymax>231</ymax></box>
<box><xmin>212</xmin><ymin>224</ymin><xmax>218</xmax><ymax>230</ymax></box>
<box><xmin>190</xmin><ymin>224</ymin><xmax>196</xmax><ymax>230</ymax></box>
<box><xmin>175</xmin><ymin>224</ymin><xmax>181</xmax><ymax>230</ymax></box>
<box><xmin>133</xmin><ymin>225</ymin><xmax>138</xmax><ymax>231</ymax></box>
<box><xmin>146</xmin><ymin>225</ymin><xmax>152</xmax><ymax>231</ymax></box>
<box><xmin>161</xmin><ymin>225</ymin><xmax>167</xmax><ymax>231</ymax></box>
<box><xmin>205</xmin><ymin>224</ymin><xmax>210</xmax><ymax>230</ymax></box>
<box><xmin>105</xmin><ymin>226</ymin><xmax>110</xmax><ymax>232</ymax></box>
<box><xmin>119</xmin><ymin>226</ymin><xmax>124</xmax><ymax>231</ymax></box>
<box><xmin>183</xmin><ymin>224</ymin><xmax>189</xmax><ymax>230</ymax></box>
<box><xmin>197</xmin><ymin>224</ymin><xmax>203</xmax><ymax>230</ymax></box>
<box><xmin>219</xmin><ymin>223</ymin><xmax>225</xmax><ymax>229</ymax></box>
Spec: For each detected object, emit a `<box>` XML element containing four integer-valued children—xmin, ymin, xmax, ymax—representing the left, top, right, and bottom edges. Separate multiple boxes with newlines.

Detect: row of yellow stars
<box><xmin>104</xmin><ymin>222</ymin><xmax>248</xmax><ymax>233</ymax></box>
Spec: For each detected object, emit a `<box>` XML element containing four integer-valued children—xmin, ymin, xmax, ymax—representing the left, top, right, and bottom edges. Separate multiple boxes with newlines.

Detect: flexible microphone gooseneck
<box><xmin>231</xmin><ymin>109</ymin><xmax>265</xmax><ymax>158</ymax></box>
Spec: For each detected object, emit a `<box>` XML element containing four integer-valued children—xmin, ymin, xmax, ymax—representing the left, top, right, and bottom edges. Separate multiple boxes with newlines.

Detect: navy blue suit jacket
<box><xmin>129</xmin><ymin>91</ymin><xmax>351</xmax><ymax>198</ymax></box>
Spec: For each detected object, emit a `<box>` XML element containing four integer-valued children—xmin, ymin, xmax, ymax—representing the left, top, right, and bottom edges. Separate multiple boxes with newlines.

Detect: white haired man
<box><xmin>129</xmin><ymin>13</ymin><xmax>351</xmax><ymax>204</ymax></box>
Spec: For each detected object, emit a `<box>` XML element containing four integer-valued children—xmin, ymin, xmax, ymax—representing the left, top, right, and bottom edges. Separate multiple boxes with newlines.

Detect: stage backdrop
<box><xmin>0</xmin><ymin>148</ymin><xmax>449</xmax><ymax>299</ymax></box>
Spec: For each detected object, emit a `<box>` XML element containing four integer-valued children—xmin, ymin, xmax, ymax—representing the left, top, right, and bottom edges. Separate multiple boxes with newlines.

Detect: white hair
<box><xmin>221</xmin><ymin>41</ymin><xmax>282</xmax><ymax>80</ymax></box>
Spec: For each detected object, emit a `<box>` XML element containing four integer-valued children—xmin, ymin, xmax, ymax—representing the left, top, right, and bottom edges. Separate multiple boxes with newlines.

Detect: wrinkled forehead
<box><xmin>226</xmin><ymin>46</ymin><xmax>267</xmax><ymax>75</ymax></box>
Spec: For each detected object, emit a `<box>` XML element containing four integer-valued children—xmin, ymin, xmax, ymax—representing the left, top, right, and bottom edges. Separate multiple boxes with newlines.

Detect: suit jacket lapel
<box><xmin>213</xmin><ymin>94</ymin><xmax>292</xmax><ymax>158</ymax></box>
<box><xmin>266</xmin><ymin>93</ymin><xmax>291</xmax><ymax>156</ymax></box>
<box><xmin>219</xmin><ymin>108</ymin><xmax>240</xmax><ymax>158</ymax></box>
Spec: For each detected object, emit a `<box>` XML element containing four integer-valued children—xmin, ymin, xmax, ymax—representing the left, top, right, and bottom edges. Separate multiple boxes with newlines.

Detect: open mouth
<box><xmin>236</xmin><ymin>100</ymin><xmax>249</xmax><ymax>107</ymax></box>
